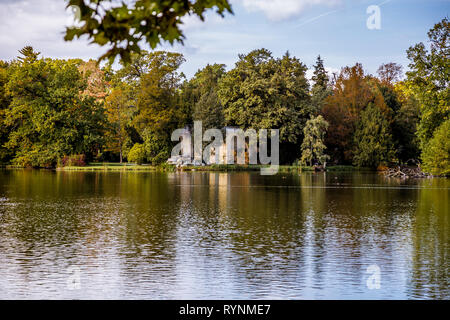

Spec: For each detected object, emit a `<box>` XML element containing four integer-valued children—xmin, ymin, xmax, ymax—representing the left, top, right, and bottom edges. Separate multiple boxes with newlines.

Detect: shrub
<box><xmin>60</xmin><ymin>154</ymin><xmax>86</xmax><ymax>167</ymax></box>
<box><xmin>142</xmin><ymin>130</ymin><xmax>171</xmax><ymax>165</ymax></box>
<box><xmin>127</xmin><ymin>143</ymin><xmax>146</xmax><ymax>165</ymax></box>
<box><xmin>12</xmin><ymin>147</ymin><xmax>60</xmax><ymax>168</ymax></box>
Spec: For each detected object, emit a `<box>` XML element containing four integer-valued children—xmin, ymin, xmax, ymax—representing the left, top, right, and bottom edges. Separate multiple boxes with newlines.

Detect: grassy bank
<box><xmin>55</xmin><ymin>163</ymin><xmax>311</xmax><ymax>172</ymax></box>
<box><xmin>55</xmin><ymin>163</ymin><xmax>167</xmax><ymax>172</ymax></box>
<box><xmin>325</xmin><ymin>165</ymin><xmax>373</xmax><ymax>172</ymax></box>
<box><xmin>52</xmin><ymin>163</ymin><xmax>371</xmax><ymax>173</ymax></box>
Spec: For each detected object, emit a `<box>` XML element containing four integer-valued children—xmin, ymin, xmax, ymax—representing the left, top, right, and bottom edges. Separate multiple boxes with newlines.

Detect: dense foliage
<box><xmin>352</xmin><ymin>103</ymin><xmax>395</xmax><ymax>168</ymax></box>
<box><xmin>300</xmin><ymin>115</ymin><xmax>329</xmax><ymax>166</ymax></box>
<box><xmin>421</xmin><ymin>119</ymin><xmax>450</xmax><ymax>176</ymax></box>
<box><xmin>0</xmin><ymin>18</ymin><xmax>448</xmax><ymax>175</ymax></box>
<box><xmin>405</xmin><ymin>17</ymin><xmax>449</xmax><ymax>175</ymax></box>
<box><xmin>2</xmin><ymin>48</ymin><xmax>105</xmax><ymax>167</ymax></box>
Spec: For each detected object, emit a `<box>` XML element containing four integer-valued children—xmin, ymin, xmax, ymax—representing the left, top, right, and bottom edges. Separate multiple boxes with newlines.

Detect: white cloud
<box><xmin>0</xmin><ymin>0</ymin><xmax>235</xmax><ymax>62</ymax></box>
<box><xmin>180</xmin><ymin>11</ymin><xmax>235</xmax><ymax>32</ymax></box>
<box><xmin>0</xmin><ymin>0</ymin><xmax>105</xmax><ymax>61</ymax></box>
<box><xmin>236</xmin><ymin>0</ymin><xmax>342</xmax><ymax>21</ymax></box>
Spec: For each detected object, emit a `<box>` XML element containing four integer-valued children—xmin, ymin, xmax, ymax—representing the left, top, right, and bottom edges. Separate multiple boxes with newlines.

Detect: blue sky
<box><xmin>0</xmin><ymin>0</ymin><xmax>448</xmax><ymax>79</ymax></box>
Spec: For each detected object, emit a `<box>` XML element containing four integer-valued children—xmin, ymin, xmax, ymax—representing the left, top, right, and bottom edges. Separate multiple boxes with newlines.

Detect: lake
<box><xmin>0</xmin><ymin>170</ymin><xmax>448</xmax><ymax>299</ymax></box>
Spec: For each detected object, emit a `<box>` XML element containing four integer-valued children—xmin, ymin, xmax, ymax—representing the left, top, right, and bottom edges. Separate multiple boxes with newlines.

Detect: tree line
<box><xmin>0</xmin><ymin>18</ymin><xmax>448</xmax><ymax>175</ymax></box>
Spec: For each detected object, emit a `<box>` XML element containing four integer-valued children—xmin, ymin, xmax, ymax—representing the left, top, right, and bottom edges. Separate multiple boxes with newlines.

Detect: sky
<box><xmin>0</xmin><ymin>0</ymin><xmax>448</xmax><ymax>79</ymax></box>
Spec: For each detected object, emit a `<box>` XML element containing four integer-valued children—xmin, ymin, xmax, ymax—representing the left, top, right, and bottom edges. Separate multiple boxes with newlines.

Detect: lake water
<box><xmin>0</xmin><ymin>170</ymin><xmax>448</xmax><ymax>299</ymax></box>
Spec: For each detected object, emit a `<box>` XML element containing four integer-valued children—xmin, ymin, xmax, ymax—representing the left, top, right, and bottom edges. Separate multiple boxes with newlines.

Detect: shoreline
<box><xmin>2</xmin><ymin>163</ymin><xmax>373</xmax><ymax>173</ymax></box>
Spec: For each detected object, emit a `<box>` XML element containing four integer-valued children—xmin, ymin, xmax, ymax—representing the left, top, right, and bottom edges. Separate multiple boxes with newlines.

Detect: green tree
<box><xmin>65</xmin><ymin>0</ymin><xmax>232</xmax><ymax>63</ymax></box>
<box><xmin>311</xmin><ymin>55</ymin><xmax>331</xmax><ymax>113</ymax></box>
<box><xmin>218</xmin><ymin>49</ymin><xmax>311</xmax><ymax>159</ymax></box>
<box><xmin>218</xmin><ymin>49</ymin><xmax>312</xmax><ymax>163</ymax></box>
<box><xmin>372</xmin><ymin>66</ymin><xmax>420</xmax><ymax>164</ymax></box>
<box><xmin>4</xmin><ymin>51</ymin><xmax>106</xmax><ymax>167</ymax></box>
<box><xmin>300</xmin><ymin>115</ymin><xmax>329</xmax><ymax>166</ymax></box>
<box><xmin>312</xmin><ymin>55</ymin><xmax>329</xmax><ymax>90</ymax></box>
<box><xmin>421</xmin><ymin>119</ymin><xmax>450</xmax><ymax>176</ymax></box>
<box><xmin>133</xmin><ymin>51</ymin><xmax>186</xmax><ymax>164</ymax></box>
<box><xmin>104</xmin><ymin>83</ymin><xmax>136</xmax><ymax>163</ymax></box>
<box><xmin>0</xmin><ymin>60</ymin><xmax>11</xmax><ymax>163</ymax></box>
<box><xmin>392</xmin><ymin>81</ymin><xmax>420</xmax><ymax>162</ymax></box>
<box><xmin>17</xmin><ymin>46</ymin><xmax>40</xmax><ymax>65</ymax></box>
<box><xmin>353</xmin><ymin>103</ymin><xmax>395</xmax><ymax>168</ymax></box>
<box><xmin>189</xmin><ymin>64</ymin><xmax>226</xmax><ymax>130</ymax></box>
<box><xmin>406</xmin><ymin>18</ymin><xmax>449</xmax><ymax>151</ymax></box>
<box><xmin>113</xmin><ymin>50</ymin><xmax>158</xmax><ymax>86</ymax></box>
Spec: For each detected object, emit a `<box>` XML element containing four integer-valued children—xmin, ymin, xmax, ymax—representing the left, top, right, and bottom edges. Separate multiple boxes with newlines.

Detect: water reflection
<box><xmin>0</xmin><ymin>170</ymin><xmax>448</xmax><ymax>299</ymax></box>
